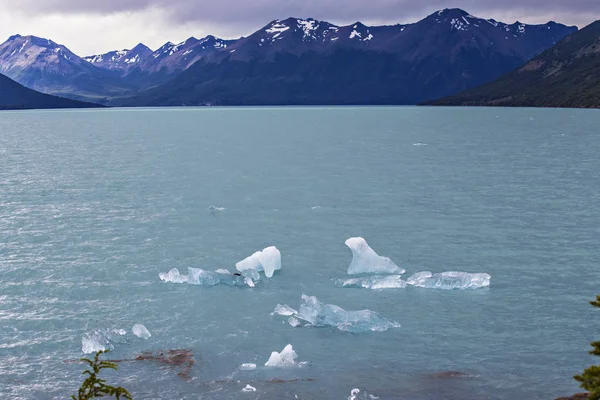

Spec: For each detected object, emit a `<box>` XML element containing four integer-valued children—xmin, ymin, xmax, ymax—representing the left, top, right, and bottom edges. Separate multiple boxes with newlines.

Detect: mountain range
<box><xmin>427</xmin><ymin>20</ymin><xmax>600</xmax><ymax>108</ymax></box>
<box><xmin>0</xmin><ymin>8</ymin><xmax>581</xmax><ymax>108</ymax></box>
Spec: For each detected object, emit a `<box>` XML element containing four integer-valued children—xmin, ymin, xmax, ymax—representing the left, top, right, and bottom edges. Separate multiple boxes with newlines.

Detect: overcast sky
<box><xmin>0</xmin><ymin>0</ymin><xmax>597</xmax><ymax>56</ymax></box>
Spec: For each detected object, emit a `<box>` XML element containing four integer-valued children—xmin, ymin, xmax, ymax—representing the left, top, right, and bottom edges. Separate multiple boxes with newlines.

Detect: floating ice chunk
<box><xmin>215</xmin><ymin>268</ymin><xmax>230</xmax><ymax>274</ymax></box>
<box><xmin>345</xmin><ymin>237</ymin><xmax>404</xmax><ymax>275</ymax></box>
<box><xmin>132</xmin><ymin>324</ymin><xmax>151</xmax><ymax>340</ymax></box>
<box><xmin>295</xmin><ymin>294</ymin><xmax>401</xmax><ymax>333</ymax></box>
<box><xmin>413</xmin><ymin>143</ymin><xmax>428</xmax><ymax>146</ymax></box>
<box><xmin>236</xmin><ymin>246</ymin><xmax>281</xmax><ymax>278</ymax></box>
<box><xmin>82</xmin><ymin>332</ymin><xmax>111</xmax><ymax>354</ymax></box>
<box><xmin>288</xmin><ymin>316</ymin><xmax>302</xmax><ymax>327</ymax></box>
<box><xmin>242</xmin><ymin>384</ymin><xmax>257</xmax><ymax>392</ymax></box>
<box><xmin>81</xmin><ymin>329</ymin><xmax>128</xmax><ymax>354</ymax></box>
<box><xmin>334</xmin><ymin>275</ymin><xmax>407</xmax><ymax>290</ymax></box>
<box><xmin>159</xmin><ymin>267</ymin><xmax>252</xmax><ymax>287</ymax></box>
<box><xmin>272</xmin><ymin>304</ymin><xmax>298</xmax><ymax>316</ymax></box>
<box><xmin>159</xmin><ymin>268</ymin><xmax>188</xmax><ymax>283</ymax></box>
<box><xmin>208</xmin><ymin>205</ymin><xmax>226</xmax><ymax>212</ymax></box>
<box><xmin>241</xmin><ymin>269</ymin><xmax>260</xmax><ymax>282</ymax></box>
<box><xmin>406</xmin><ymin>271</ymin><xmax>491</xmax><ymax>290</ymax></box>
<box><xmin>265</xmin><ymin>344</ymin><xmax>300</xmax><ymax>368</ymax></box>
<box><xmin>348</xmin><ymin>388</ymin><xmax>379</xmax><ymax>400</ymax></box>
<box><xmin>240</xmin><ymin>363</ymin><xmax>257</xmax><ymax>371</ymax></box>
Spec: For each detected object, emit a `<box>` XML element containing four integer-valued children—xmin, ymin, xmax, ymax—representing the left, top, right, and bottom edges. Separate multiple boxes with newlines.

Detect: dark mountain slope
<box><xmin>427</xmin><ymin>21</ymin><xmax>600</xmax><ymax>108</ymax></box>
<box><xmin>0</xmin><ymin>72</ymin><xmax>99</xmax><ymax>109</ymax></box>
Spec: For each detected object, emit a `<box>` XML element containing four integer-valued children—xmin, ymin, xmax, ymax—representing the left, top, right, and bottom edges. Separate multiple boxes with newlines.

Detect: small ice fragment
<box><xmin>244</xmin><ymin>277</ymin><xmax>255</xmax><ymax>288</ymax></box>
<box><xmin>242</xmin><ymin>269</ymin><xmax>260</xmax><ymax>282</ymax></box>
<box><xmin>112</xmin><ymin>329</ymin><xmax>127</xmax><ymax>336</ymax></box>
<box><xmin>132</xmin><ymin>324</ymin><xmax>151</xmax><ymax>340</ymax></box>
<box><xmin>413</xmin><ymin>143</ymin><xmax>428</xmax><ymax>146</ymax></box>
<box><xmin>236</xmin><ymin>246</ymin><xmax>281</xmax><ymax>278</ymax></box>
<box><xmin>208</xmin><ymin>205</ymin><xmax>226</xmax><ymax>212</ymax></box>
<box><xmin>265</xmin><ymin>344</ymin><xmax>299</xmax><ymax>367</ymax></box>
<box><xmin>345</xmin><ymin>237</ymin><xmax>404</xmax><ymax>275</ymax></box>
<box><xmin>81</xmin><ymin>330</ymin><xmax>116</xmax><ymax>354</ymax></box>
<box><xmin>215</xmin><ymin>268</ymin><xmax>230</xmax><ymax>274</ymax></box>
<box><xmin>240</xmin><ymin>363</ymin><xmax>257</xmax><ymax>371</ymax></box>
<box><xmin>348</xmin><ymin>388</ymin><xmax>379</xmax><ymax>400</ymax></box>
<box><xmin>82</xmin><ymin>333</ymin><xmax>109</xmax><ymax>354</ymax></box>
<box><xmin>159</xmin><ymin>267</ymin><xmax>251</xmax><ymax>287</ymax></box>
<box><xmin>295</xmin><ymin>294</ymin><xmax>401</xmax><ymax>333</ymax></box>
<box><xmin>406</xmin><ymin>271</ymin><xmax>491</xmax><ymax>289</ymax></box>
<box><xmin>334</xmin><ymin>275</ymin><xmax>407</xmax><ymax>289</ymax></box>
<box><xmin>159</xmin><ymin>268</ymin><xmax>188</xmax><ymax>283</ymax></box>
<box><xmin>272</xmin><ymin>304</ymin><xmax>298</xmax><ymax>316</ymax></box>
<box><xmin>242</xmin><ymin>384</ymin><xmax>257</xmax><ymax>392</ymax></box>
<box><xmin>288</xmin><ymin>316</ymin><xmax>302</xmax><ymax>327</ymax></box>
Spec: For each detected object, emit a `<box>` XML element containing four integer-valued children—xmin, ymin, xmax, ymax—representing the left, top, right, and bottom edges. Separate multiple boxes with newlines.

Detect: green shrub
<box><xmin>72</xmin><ymin>350</ymin><xmax>132</xmax><ymax>400</ymax></box>
<box><xmin>574</xmin><ymin>295</ymin><xmax>600</xmax><ymax>400</ymax></box>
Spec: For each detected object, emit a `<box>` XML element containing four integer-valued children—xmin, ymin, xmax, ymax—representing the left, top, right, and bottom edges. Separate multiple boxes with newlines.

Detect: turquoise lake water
<box><xmin>1</xmin><ymin>106</ymin><xmax>599</xmax><ymax>399</ymax></box>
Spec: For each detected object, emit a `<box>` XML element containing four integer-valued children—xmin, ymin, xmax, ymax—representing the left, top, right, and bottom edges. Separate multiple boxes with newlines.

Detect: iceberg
<box><xmin>82</xmin><ymin>332</ymin><xmax>111</xmax><ymax>354</ymax></box>
<box><xmin>81</xmin><ymin>329</ymin><xmax>128</xmax><ymax>354</ymax></box>
<box><xmin>236</xmin><ymin>246</ymin><xmax>281</xmax><ymax>278</ymax></box>
<box><xmin>348</xmin><ymin>388</ymin><xmax>379</xmax><ymax>400</ymax></box>
<box><xmin>265</xmin><ymin>344</ymin><xmax>302</xmax><ymax>368</ymax></box>
<box><xmin>334</xmin><ymin>275</ymin><xmax>407</xmax><ymax>290</ymax></box>
<box><xmin>159</xmin><ymin>267</ymin><xmax>253</xmax><ymax>287</ymax></box>
<box><xmin>132</xmin><ymin>324</ymin><xmax>151</xmax><ymax>340</ymax></box>
<box><xmin>272</xmin><ymin>304</ymin><xmax>298</xmax><ymax>316</ymax></box>
<box><xmin>406</xmin><ymin>271</ymin><xmax>491</xmax><ymax>290</ymax></box>
<box><xmin>242</xmin><ymin>384</ymin><xmax>257</xmax><ymax>392</ymax></box>
<box><xmin>345</xmin><ymin>237</ymin><xmax>404</xmax><ymax>275</ymax></box>
<box><xmin>276</xmin><ymin>294</ymin><xmax>400</xmax><ymax>333</ymax></box>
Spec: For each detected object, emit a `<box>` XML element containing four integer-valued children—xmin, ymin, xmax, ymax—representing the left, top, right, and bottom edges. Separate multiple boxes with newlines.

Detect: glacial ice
<box><xmin>265</xmin><ymin>344</ymin><xmax>301</xmax><ymax>367</ymax></box>
<box><xmin>277</xmin><ymin>294</ymin><xmax>401</xmax><ymax>333</ymax></box>
<box><xmin>132</xmin><ymin>324</ymin><xmax>151</xmax><ymax>340</ymax></box>
<box><xmin>81</xmin><ymin>329</ymin><xmax>128</xmax><ymax>354</ymax></box>
<box><xmin>334</xmin><ymin>275</ymin><xmax>407</xmax><ymax>290</ymax></box>
<box><xmin>236</xmin><ymin>246</ymin><xmax>281</xmax><ymax>278</ymax></box>
<box><xmin>242</xmin><ymin>384</ymin><xmax>257</xmax><ymax>392</ymax></box>
<box><xmin>345</xmin><ymin>237</ymin><xmax>404</xmax><ymax>275</ymax></box>
<box><xmin>82</xmin><ymin>332</ymin><xmax>111</xmax><ymax>354</ymax></box>
<box><xmin>159</xmin><ymin>267</ymin><xmax>253</xmax><ymax>287</ymax></box>
<box><xmin>239</xmin><ymin>363</ymin><xmax>257</xmax><ymax>371</ymax></box>
<box><xmin>406</xmin><ymin>271</ymin><xmax>491</xmax><ymax>289</ymax></box>
<box><xmin>272</xmin><ymin>304</ymin><xmax>298</xmax><ymax>316</ymax></box>
<box><xmin>348</xmin><ymin>388</ymin><xmax>380</xmax><ymax>400</ymax></box>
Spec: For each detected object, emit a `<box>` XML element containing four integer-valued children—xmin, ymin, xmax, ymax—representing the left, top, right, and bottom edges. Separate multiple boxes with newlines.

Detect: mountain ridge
<box><xmin>0</xmin><ymin>8</ymin><xmax>578</xmax><ymax>106</ymax></box>
<box><xmin>114</xmin><ymin>9</ymin><xmax>577</xmax><ymax>106</ymax></box>
<box><xmin>426</xmin><ymin>20</ymin><xmax>600</xmax><ymax>108</ymax></box>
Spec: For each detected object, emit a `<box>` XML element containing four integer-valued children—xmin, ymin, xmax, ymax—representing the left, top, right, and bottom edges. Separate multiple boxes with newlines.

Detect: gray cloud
<box><xmin>0</xmin><ymin>0</ymin><xmax>597</xmax><ymax>55</ymax></box>
<box><xmin>5</xmin><ymin>0</ymin><xmax>599</xmax><ymax>27</ymax></box>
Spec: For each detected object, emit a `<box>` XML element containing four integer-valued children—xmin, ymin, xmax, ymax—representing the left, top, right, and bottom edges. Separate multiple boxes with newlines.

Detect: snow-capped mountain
<box><xmin>84</xmin><ymin>35</ymin><xmax>235</xmax><ymax>77</ymax></box>
<box><xmin>83</xmin><ymin>43</ymin><xmax>152</xmax><ymax>71</ymax></box>
<box><xmin>119</xmin><ymin>8</ymin><xmax>577</xmax><ymax>106</ymax></box>
<box><xmin>0</xmin><ymin>34</ymin><xmax>135</xmax><ymax>102</ymax></box>
<box><xmin>0</xmin><ymin>9</ymin><xmax>578</xmax><ymax>106</ymax></box>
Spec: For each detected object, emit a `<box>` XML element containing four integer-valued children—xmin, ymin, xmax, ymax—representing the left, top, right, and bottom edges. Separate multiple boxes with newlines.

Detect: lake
<box><xmin>1</xmin><ymin>106</ymin><xmax>599</xmax><ymax>399</ymax></box>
